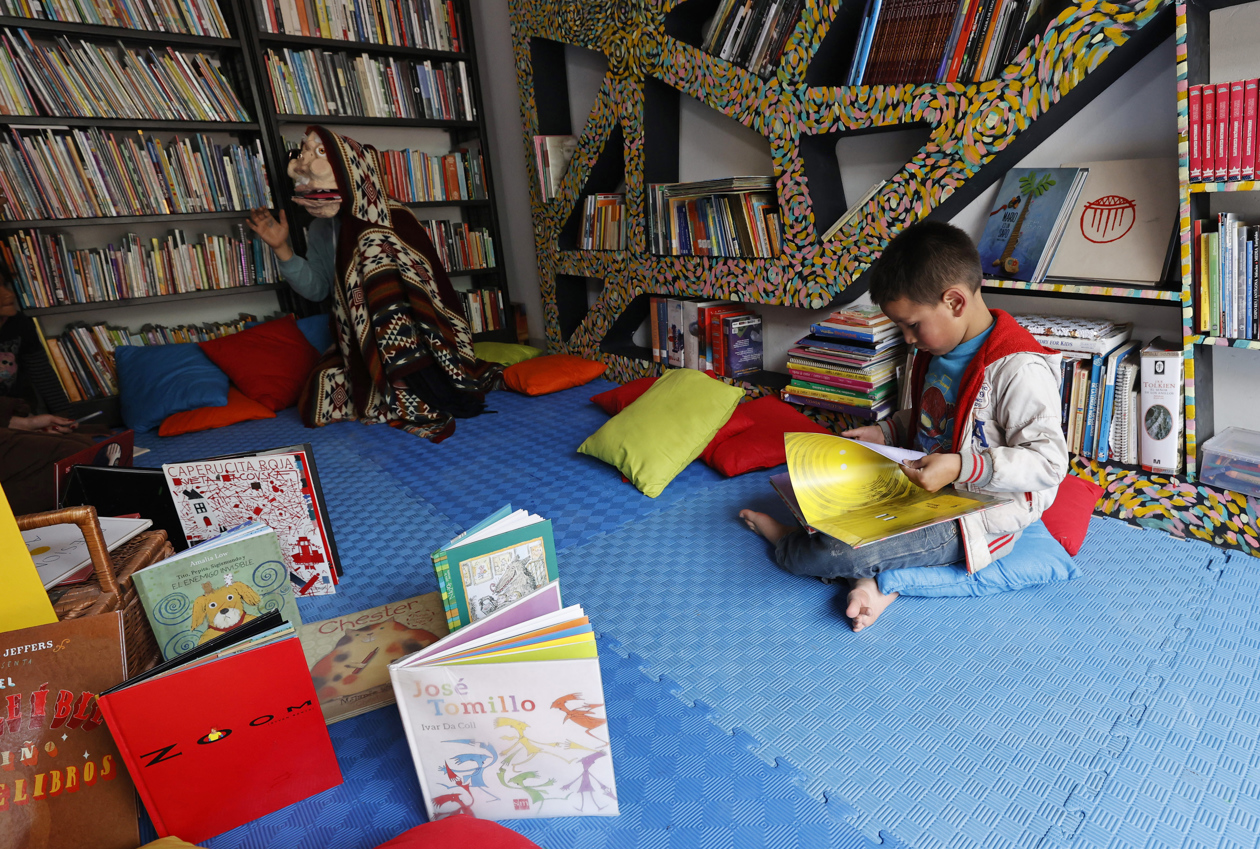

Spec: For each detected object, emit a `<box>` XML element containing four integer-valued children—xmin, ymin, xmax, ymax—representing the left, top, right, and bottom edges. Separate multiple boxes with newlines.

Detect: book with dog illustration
<box><xmin>430</xmin><ymin>506</ymin><xmax>560</xmax><ymax>632</ymax></box>
<box><xmin>390</xmin><ymin>582</ymin><xmax>618</xmax><ymax>821</ymax></box>
<box><xmin>0</xmin><ymin>612</ymin><xmax>138</xmax><ymax>849</ymax></box>
<box><xmin>301</xmin><ymin>592</ymin><xmax>449</xmax><ymax>724</ymax></box>
<box><xmin>132</xmin><ymin>522</ymin><xmax>303</xmax><ymax>661</ymax></box>
<box><xmin>161</xmin><ymin>444</ymin><xmax>339</xmax><ymax>596</ymax></box>
<box><xmin>97</xmin><ymin>612</ymin><xmax>342</xmax><ymax>844</ymax></box>
<box><xmin>779</xmin><ymin>433</ymin><xmax>1011</xmax><ymax>548</ymax></box>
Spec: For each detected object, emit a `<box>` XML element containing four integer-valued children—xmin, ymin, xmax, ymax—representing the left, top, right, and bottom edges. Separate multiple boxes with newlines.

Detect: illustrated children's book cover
<box><xmin>23</xmin><ymin>515</ymin><xmax>152</xmax><ymax>588</ymax></box>
<box><xmin>431</xmin><ymin>506</ymin><xmax>559</xmax><ymax>632</ymax></box>
<box><xmin>132</xmin><ymin>522</ymin><xmax>303</xmax><ymax>661</ymax></box>
<box><xmin>0</xmin><ymin>612</ymin><xmax>138</xmax><ymax>849</ymax></box>
<box><xmin>161</xmin><ymin>444</ymin><xmax>338</xmax><ymax>595</ymax></box>
<box><xmin>390</xmin><ymin>582</ymin><xmax>618</xmax><ymax>821</ymax></box>
<box><xmin>779</xmin><ymin>433</ymin><xmax>1010</xmax><ymax>548</ymax></box>
<box><xmin>97</xmin><ymin>612</ymin><xmax>343</xmax><ymax>845</ymax></box>
<box><xmin>977</xmin><ymin>167</ymin><xmax>1088</xmax><ymax>281</ymax></box>
<box><xmin>301</xmin><ymin>592</ymin><xmax>449</xmax><ymax>723</ymax></box>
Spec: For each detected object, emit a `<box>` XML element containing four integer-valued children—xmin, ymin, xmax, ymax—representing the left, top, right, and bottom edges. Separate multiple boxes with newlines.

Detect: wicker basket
<box><xmin>17</xmin><ymin>505</ymin><xmax>171</xmax><ymax>676</ymax></box>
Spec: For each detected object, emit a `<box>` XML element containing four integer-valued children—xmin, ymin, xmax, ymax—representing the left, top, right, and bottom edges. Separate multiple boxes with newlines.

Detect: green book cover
<box><xmin>436</xmin><ymin>511</ymin><xmax>559</xmax><ymax>630</ymax></box>
<box><xmin>133</xmin><ymin>523</ymin><xmax>303</xmax><ymax>661</ymax></box>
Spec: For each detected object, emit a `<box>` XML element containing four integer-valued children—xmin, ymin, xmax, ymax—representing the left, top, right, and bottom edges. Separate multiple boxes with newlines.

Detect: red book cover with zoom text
<box><xmin>1204</xmin><ymin>84</ymin><xmax>1217</xmax><ymax>179</ymax></box>
<box><xmin>1216</xmin><ymin>82</ymin><xmax>1231</xmax><ymax>181</ymax></box>
<box><xmin>1229</xmin><ymin>80</ymin><xmax>1246</xmax><ymax>179</ymax></box>
<box><xmin>96</xmin><ymin>620</ymin><xmax>342</xmax><ymax>844</ymax></box>
<box><xmin>1244</xmin><ymin>79</ymin><xmax>1258</xmax><ymax>180</ymax></box>
<box><xmin>1188</xmin><ymin>84</ymin><xmax>1203</xmax><ymax>181</ymax></box>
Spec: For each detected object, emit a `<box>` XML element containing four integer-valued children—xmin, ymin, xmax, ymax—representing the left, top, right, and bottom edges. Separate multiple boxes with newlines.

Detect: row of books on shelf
<box><xmin>531</xmin><ymin>133</ymin><xmax>576</xmax><ymax>202</ymax></box>
<box><xmin>579</xmin><ymin>192</ymin><xmax>625</xmax><ymax>251</ymax></box>
<box><xmin>0</xmin><ymin>0</ymin><xmax>231</xmax><ymax>36</ymax></box>
<box><xmin>648</xmin><ymin>296</ymin><xmax>763</xmax><ymax>378</ymax></box>
<box><xmin>457</xmin><ymin>284</ymin><xmax>506</xmax><ymax>334</ymax></box>
<box><xmin>264</xmin><ymin>48</ymin><xmax>474</xmax><ymax>121</ymax></box>
<box><xmin>647</xmin><ymin>177</ymin><xmax>781</xmax><ymax>258</ymax></box>
<box><xmin>0</xmin><ymin>28</ymin><xmax>249</xmax><ymax>121</ymax></box>
<box><xmin>847</xmin><ymin>0</ymin><xmax>1060</xmax><ymax>85</ymax></box>
<box><xmin>376</xmin><ymin>145</ymin><xmax>485</xmax><ymax>204</ymax></box>
<box><xmin>0</xmin><ymin>129</ymin><xmax>273</xmax><ymax>220</ymax></box>
<box><xmin>782</xmin><ymin>304</ymin><xmax>905</xmax><ymax>422</ymax></box>
<box><xmin>977</xmin><ymin>160</ymin><xmax>1177</xmax><ymax>285</ymax></box>
<box><xmin>1013</xmin><ymin>315</ymin><xmax>1183</xmax><ymax>472</ymax></box>
<box><xmin>36</xmin><ymin>313</ymin><xmax>261</xmax><ymax>399</ymax></box>
<box><xmin>1</xmin><ymin>225</ymin><xmax>278</xmax><ymax>308</ymax></box>
<box><xmin>1189</xmin><ymin>214</ymin><xmax>1260</xmax><ymax>339</ymax></box>
<box><xmin>702</xmin><ymin>0</ymin><xmax>803</xmax><ymax>80</ymax></box>
<box><xmin>415</xmin><ymin>218</ymin><xmax>493</xmax><ymax>272</ymax></box>
<box><xmin>1187</xmin><ymin>79</ymin><xmax>1259</xmax><ymax>183</ymax></box>
<box><xmin>253</xmin><ymin>0</ymin><xmax>463</xmax><ymax>52</ymax></box>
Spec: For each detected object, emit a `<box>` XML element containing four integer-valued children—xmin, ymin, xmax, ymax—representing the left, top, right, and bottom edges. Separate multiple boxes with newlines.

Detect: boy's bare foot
<box><xmin>845</xmin><ymin>577</ymin><xmax>898</xmax><ymax>633</ymax></box>
<box><xmin>739</xmin><ymin>509</ymin><xmax>792</xmax><ymax>544</ymax></box>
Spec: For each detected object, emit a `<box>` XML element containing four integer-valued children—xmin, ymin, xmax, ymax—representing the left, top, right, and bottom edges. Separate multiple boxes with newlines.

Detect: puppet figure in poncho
<box><xmin>248</xmin><ymin>126</ymin><xmax>501</xmax><ymax>443</ymax></box>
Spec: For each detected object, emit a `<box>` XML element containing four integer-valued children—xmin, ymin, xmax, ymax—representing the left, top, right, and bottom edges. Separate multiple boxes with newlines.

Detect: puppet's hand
<box><xmin>247</xmin><ymin>209</ymin><xmax>292</xmax><ymax>260</ymax></box>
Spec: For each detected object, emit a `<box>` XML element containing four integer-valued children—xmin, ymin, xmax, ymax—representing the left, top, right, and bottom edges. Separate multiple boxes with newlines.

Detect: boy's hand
<box><xmin>246</xmin><ymin>209</ymin><xmax>293</xmax><ymax>261</ymax></box>
<box><xmin>901</xmin><ymin>453</ymin><xmax>962</xmax><ymax>492</ymax></box>
<box><xmin>841</xmin><ymin>425</ymin><xmax>885</xmax><ymax>445</ymax></box>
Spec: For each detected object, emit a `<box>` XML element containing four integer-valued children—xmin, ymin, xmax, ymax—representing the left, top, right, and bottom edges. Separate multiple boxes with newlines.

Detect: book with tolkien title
<box><xmin>132</xmin><ymin>522</ymin><xmax>303</xmax><ymax>661</ymax></box>
<box><xmin>431</xmin><ymin>506</ymin><xmax>560</xmax><ymax>632</ymax></box>
<box><xmin>390</xmin><ymin>582</ymin><xmax>618</xmax><ymax>821</ymax></box>
<box><xmin>301</xmin><ymin>593</ymin><xmax>449</xmax><ymax>724</ymax></box>
<box><xmin>771</xmin><ymin>433</ymin><xmax>1011</xmax><ymax>548</ymax></box>
<box><xmin>0</xmin><ymin>612</ymin><xmax>139</xmax><ymax>849</ymax></box>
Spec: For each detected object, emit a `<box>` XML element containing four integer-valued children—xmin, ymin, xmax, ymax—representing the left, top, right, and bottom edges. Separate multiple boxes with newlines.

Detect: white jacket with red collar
<box><xmin>876</xmin><ymin>309</ymin><xmax>1069</xmax><ymax>573</ymax></box>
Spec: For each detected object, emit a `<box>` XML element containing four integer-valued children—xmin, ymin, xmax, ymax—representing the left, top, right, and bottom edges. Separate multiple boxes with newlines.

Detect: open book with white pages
<box><xmin>389</xmin><ymin>582</ymin><xmax>618</xmax><ymax>821</ymax></box>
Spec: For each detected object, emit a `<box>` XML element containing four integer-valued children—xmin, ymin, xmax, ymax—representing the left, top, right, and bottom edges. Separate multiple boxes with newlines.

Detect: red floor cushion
<box><xmin>590</xmin><ymin>375</ymin><xmax>657</xmax><ymax>414</ymax></box>
<box><xmin>373</xmin><ymin>816</ymin><xmax>542</xmax><ymax>849</ymax></box>
<box><xmin>199</xmin><ymin>314</ymin><xmax>320</xmax><ymax>411</ymax></box>
<box><xmin>1040</xmin><ymin>473</ymin><xmax>1103</xmax><ymax>555</ymax></box>
<box><xmin>503</xmin><ymin>354</ymin><xmax>607</xmax><ymax>396</ymax></box>
<box><xmin>158</xmin><ymin>386</ymin><xmax>277</xmax><ymax>437</ymax></box>
<box><xmin>705</xmin><ymin>395</ymin><xmax>830</xmax><ymax>476</ymax></box>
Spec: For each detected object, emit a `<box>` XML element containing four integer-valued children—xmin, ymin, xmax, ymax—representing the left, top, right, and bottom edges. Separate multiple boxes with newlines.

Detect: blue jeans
<box><xmin>774</xmin><ymin>520</ymin><xmax>964</xmax><ymax>581</ymax></box>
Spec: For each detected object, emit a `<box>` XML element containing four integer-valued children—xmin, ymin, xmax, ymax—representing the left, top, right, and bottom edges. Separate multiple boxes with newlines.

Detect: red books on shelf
<box><xmin>1245</xmin><ymin>79</ymin><xmax>1258</xmax><ymax>181</ymax></box>
<box><xmin>1216</xmin><ymin>81</ymin><xmax>1231</xmax><ymax>181</ymax></box>
<box><xmin>1189</xmin><ymin>84</ymin><xmax>1203</xmax><ymax>181</ymax></box>
<box><xmin>1204</xmin><ymin>84</ymin><xmax>1217</xmax><ymax>181</ymax></box>
<box><xmin>1229</xmin><ymin>79</ymin><xmax>1245</xmax><ymax>180</ymax></box>
<box><xmin>97</xmin><ymin>613</ymin><xmax>342</xmax><ymax>845</ymax></box>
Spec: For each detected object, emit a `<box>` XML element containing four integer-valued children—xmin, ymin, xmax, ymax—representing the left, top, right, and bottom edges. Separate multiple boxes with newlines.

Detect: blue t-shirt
<box><xmin>917</xmin><ymin>325</ymin><xmax>993</xmax><ymax>455</ymax></box>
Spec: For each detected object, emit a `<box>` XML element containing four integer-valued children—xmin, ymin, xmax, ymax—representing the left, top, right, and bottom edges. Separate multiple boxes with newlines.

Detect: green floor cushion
<box><xmin>474</xmin><ymin>341</ymin><xmax>544</xmax><ymax>366</ymax></box>
<box><xmin>578</xmin><ymin>369</ymin><xmax>744</xmax><ymax>497</ymax></box>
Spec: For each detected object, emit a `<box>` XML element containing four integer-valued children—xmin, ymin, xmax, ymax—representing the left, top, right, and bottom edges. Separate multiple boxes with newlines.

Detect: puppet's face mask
<box><xmin>288</xmin><ymin>132</ymin><xmax>341</xmax><ymax>218</ymax></box>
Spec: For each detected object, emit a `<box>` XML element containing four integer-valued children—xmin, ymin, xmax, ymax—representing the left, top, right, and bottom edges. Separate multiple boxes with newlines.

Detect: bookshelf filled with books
<box><xmin>509</xmin><ymin>0</ymin><xmax>1176</xmax><ymax>417</ymax></box>
<box><xmin>0</xmin><ymin>0</ymin><xmax>514</xmax><ymax>418</ymax></box>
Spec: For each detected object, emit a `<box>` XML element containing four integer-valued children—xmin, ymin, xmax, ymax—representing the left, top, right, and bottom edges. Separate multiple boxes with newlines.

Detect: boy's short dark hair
<box><xmin>867</xmin><ymin>221</ymin><xmax>982</xmax><ymax>306</ymax></box>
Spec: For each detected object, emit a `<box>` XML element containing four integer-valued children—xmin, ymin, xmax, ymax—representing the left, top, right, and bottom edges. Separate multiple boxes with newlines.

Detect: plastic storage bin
<box><xmin>1199</xmin><ymin>426</ymin><xmax>1260</xmax><ymax>497</ymax></box>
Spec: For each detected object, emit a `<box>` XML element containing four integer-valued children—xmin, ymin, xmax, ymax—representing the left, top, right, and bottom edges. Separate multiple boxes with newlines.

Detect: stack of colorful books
<box><xmin>781</xmin><ymin>305</ymin><xmax>905</xmax><ymax>421</ymax></box>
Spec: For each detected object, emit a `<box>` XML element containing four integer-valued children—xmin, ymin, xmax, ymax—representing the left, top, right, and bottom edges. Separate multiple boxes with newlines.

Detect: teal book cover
<box><xmin>442</xmin><ymin>513</ymin><xmax>558</xmax><ymax>630</ymax></box>
<box><xmin>133</xmin><ymin>523</ymin><xmax>303</xmax><ymax>660</ymax></box>
<box><xmin>977</xmin><ymin>167</ymin><xmax>1084</xmax><ymax>281</ymax></box>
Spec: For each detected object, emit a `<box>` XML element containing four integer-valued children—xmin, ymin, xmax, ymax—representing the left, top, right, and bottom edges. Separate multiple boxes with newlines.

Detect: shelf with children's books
<box><xmin>274</xmin><ymin>115</ymin><xmax>478</xmax><ymax>128</ymax></box>
<box><xmin>0</xmin><ymin>210</ymin><xmax>261</xmax><ymax>229</ymax></box>
<box><xmin>0</xmin><ymin>117</ymin><xmax>260</xmax><ymax>131</ymax></box>
<box><xmin>511</xmin><ymin>0</ymin><xmax>1176</xmax><ymax>390</ymax></box>
<box><xmin>256</xmin><ymin>32</ymin><xmax>468</xmax><ymax>61</ymax></box>
<box><xmin>0</xmin><ymin>16</ymin><xmax>241</xmax><ymax>48</ymax></box>
<box><xmin>24</xmin><ymin>283</ymin><xmax>279</xmax><ymax>316</ymax></box>
<box><xmin>982</xmin><ymin>277</ymin><xmax>1184</xmax><ymax>303</ymax></box>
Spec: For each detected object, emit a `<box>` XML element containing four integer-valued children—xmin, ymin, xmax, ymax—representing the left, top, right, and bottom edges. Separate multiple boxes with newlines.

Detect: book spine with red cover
<box><xmin>1245</xmin><ymin>79</ymin><xmax>1259</xmax><ymax>180</ymax></box>
<box><xmin>1188</xmin><ymin>84</ymin><xmax>1203</xmax><ymax>181</ymax></box>
<box><xmin>1216</xmin><ymin>81</ymin><xmax>1231</xmax><ymax>181</ymax></box>
<box><xmin>1230</xmin><ymin>79</ymin><xmax>1245</xmax><ymax>180</ymax></box>
<box><xmin>1203</xmin><ymin>84</ymin><xmax>1217</xmax><ymax>181</ymax></box>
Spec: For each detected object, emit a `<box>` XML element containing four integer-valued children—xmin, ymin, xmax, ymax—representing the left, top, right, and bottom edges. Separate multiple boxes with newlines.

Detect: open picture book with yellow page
<box><xmin>770</xmin><ymin>433</ymin><xmax>1012</xmax><ymax>548</ymax></box>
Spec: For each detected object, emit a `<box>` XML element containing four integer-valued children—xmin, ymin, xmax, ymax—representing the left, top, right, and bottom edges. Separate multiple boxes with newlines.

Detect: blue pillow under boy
<box><xmin>115</xmin><ymin>343</ymin><xmax>230</xmax><ymax>433</ymax></box>
<box><xmin>877</xmin><ymin>520</ymin><xmax>1081</xmax><ymax>597</ymax></box>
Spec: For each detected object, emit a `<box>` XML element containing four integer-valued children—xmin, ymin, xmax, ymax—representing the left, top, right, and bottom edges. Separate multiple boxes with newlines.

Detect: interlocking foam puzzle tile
<box><xmin>556</xmin><ymin>476</ymin><xmax>1260</xmax><ymax>849</ymax></box>
<box><xmin>180</xmin><ymin>635</ymin><xmax>888</xmax><ymax>849</ymax></box>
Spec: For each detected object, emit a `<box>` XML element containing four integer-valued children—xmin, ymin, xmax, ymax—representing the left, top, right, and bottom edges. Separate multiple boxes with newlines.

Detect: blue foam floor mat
<box><xmin>131</xmin><ymin>386</ymin><xmax>1260</xmax><ymax>848</ymax></box>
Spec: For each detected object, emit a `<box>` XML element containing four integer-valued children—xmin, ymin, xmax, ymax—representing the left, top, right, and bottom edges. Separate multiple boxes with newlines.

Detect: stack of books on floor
<box><xmin>1190</xmin><ymin>213</ymin><xmax>1260</xmax><ymax>338</ymax></box>
<box><xmin>781</xmin><ymin>304</ymin><xmax>904</xmax><ymax>421</ymax></box>
<box><xmin>1</xmin><ymin>226</ymin><xmax>280</xmax><ymax>309</ymax></box>
<box><xmin>647</xmin><ymin>177</ymin><xmax>781</xmax><ymax>257</ymax></box>
<box><xmin>532</xmin><ymin>134</ymin><xmax>577</xmax><ymax>201</ymax></box>
<box><xmin>1014</xmin><ymin>314</ymin><xmax>1141</xmax><ymax>464</ymax></box>
<box><xmin>702</xmin><ymin>0</ymin><xmax>803</xmax><ymax>79</ymax></box>
<box><xmin>415</xmin><ymin>219</ymin><xmax>495</xmax><ymax>272</ymax></box>
<box><xmin>579</xmin><ymin>193</ymin><xmax>626</xmax><ymax>250</ymax></box>
<box><xmin>458</xmin><ymin>286</ymin><xmax>508</xmax><ymax>334</ymax></box>
<box><xmin>648</xmin><ymin>296</ymin><xmax>763</xmax><ymax>377</ymax></box>
<box><xmin>377</xmin><ymin>147</ymin><xmax>487</xmax><ymax>203</ymax></box>
<box><xmin>1187</xmin><ymin>78</ymin><xmax>1258</xmax><ymax>183</ymax></box>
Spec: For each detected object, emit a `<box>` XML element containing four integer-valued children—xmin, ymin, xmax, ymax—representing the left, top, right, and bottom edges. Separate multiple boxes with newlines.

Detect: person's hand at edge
<box><xmin>247</xmin><ymin>208</ymin><xmax>293</xmax><ymax>261</ymax></box>
<box><xmin>901</xmin><ymin>452</ymin><xmax>962</xmax><ymax>492</ymax></box>
<box><xmin>10</xmin><ymin>414</ymin><xmax>76</xmax><ymax>433</ymax></box>
<box><xmin>841</xmin><ymin>425</ymin><xmax>886</xmax><ymax>445</ymax></box>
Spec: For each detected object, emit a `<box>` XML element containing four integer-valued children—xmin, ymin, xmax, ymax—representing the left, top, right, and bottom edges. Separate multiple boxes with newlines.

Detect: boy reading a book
<box><xmin>741</xmin><ymin>222</ymin><xmax>1068</xmax><ymax>631</ymax></box>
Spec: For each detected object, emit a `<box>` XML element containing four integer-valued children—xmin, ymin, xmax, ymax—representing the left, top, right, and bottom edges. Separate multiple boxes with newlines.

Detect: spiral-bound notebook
<box><xmin>1111</xmin><ymin>359</ymin><xmax>1141</xmax><ymax>465</ymax></box>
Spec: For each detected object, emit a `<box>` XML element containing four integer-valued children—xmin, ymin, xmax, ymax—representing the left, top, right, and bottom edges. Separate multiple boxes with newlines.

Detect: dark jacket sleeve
<box><xmin>0</xmin><ymin>396</ymin><xmax>29</xmax><ymax>427</ymax></box>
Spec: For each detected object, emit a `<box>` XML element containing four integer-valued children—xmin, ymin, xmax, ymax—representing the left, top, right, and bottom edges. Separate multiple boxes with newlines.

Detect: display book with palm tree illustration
<box><xmin>977</xmin><ymin>161</ymin><xmax>1180</xmax><ymax>286</ymax></box>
